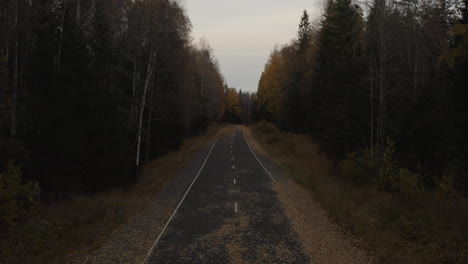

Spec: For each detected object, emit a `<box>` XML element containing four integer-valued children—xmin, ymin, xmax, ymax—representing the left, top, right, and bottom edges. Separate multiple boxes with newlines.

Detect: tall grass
<box><xmin>251</xmin><ymin>122</ymin><xmax>468</xmax><ymax>264</ymax></box>
<box><xmin>0</xmin><ymin>125</ymin><xmax>222</xmax><ymax>264</ymax></box>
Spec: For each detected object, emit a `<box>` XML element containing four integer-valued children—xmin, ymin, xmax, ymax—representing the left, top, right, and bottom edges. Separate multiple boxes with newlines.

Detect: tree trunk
<box><xmin>370</xmin><ymin>55</ymin><xmax>374</xmax><ymax>156</ymax></box>
<box><xmin>135</xmin><ymin>50</ymin><xmax>155</xmax><ymax>171</ymax></box>
<box><xmin>131</xmin><ymin>53</ymin><xmax>137</xmax><ymax>128</ymax></box>
<box><xmin>57</xmin><ymin>1</ymin><xmax>67</xmax><ymax>70</ymax></box>
<box><xmin>10</xmin><ymin>0</ymin><xmax>18</xmax><ymax>138</ymax></box>
<box><xmin>4</xmin><ymin>43</ymin><xmax>9</xmax><ymax>104</ymax></box>
<box><xmin>377</xmin><ymin>8</ymin><xmax>386</xmax><ymax>149</ymax></box>
<box><xmin>145</xmin><ymin>88</ymin><xmax>153</xmax><ymax>163</ymax></box>
<box><xmin>145</xmin><ymin>70</ymin><xmax>159</xmax><ymax>163</ymax></box>
<box><xmin>76</xmin><ymin>0</ymin><xmax>80</xmax><ymax>25</ymax></box>
<box><xmin>414</xmin><ymin>24</ymin><xmax>418</xmax><ymax>101</ymax></box>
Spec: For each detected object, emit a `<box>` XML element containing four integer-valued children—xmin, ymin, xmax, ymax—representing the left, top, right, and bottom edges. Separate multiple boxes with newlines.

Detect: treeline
<box><xmin>223</xmin><ymin>87</ymin><xmax>256</xmax><ymax>124</ymax></box>
<box><xmin>0</xmin><ymin>0</ymin><xmax>227</xmax><ymax>200</ymax></box>
<box><xmin>257</xmin><ymin>0</ymin><xmax>468</xmax><ymax>194</ymax></box>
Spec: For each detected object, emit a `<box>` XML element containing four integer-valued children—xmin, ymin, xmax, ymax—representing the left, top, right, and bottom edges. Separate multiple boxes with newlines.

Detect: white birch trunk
<box><xmin>56</xmin><ymin>1</ymin><xmax>67</xmax><ymax>70</ymax></box>
<box><xmin>135</xmin><ymin>50</ymin><xmax>155</xmax><ymax>169</ymax></box>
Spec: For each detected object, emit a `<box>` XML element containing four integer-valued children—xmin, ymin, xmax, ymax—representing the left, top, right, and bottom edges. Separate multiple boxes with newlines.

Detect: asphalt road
<box><xmin>144</xmin><ymin>128</ymin><xmax>309</xmax><ymax>264</ymax></box>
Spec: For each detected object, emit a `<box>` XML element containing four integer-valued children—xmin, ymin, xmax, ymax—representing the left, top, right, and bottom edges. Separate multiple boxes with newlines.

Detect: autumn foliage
<box><xmin>256</xmin><ymin>1</ymin><xmax>468</xmax><ymax>194</ymax></box>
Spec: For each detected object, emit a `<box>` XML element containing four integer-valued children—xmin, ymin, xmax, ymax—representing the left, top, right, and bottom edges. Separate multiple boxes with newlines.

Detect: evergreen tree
<box><xmin>312</xmin><ymin>0</ymin><xmax>365</xmax><ymax>155</ymax></box>
<box><xmin>297</xmin><ymin>10</ymin><xmax>312</xmax><ymax>52</ymax></box>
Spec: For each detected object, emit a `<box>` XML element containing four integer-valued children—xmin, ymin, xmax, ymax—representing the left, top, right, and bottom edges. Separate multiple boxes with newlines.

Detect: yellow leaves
<box><xmin>226</xmin><ymin>88</ymin><xmax>240</xmax><ymax>117</ymax></box>
<box><xmin>257</xmin><ymin>47</ymin><xmax>293</xmax><ymax>119</ymax></box>
<box><xmin>257</xmin><ymin>39</ymin><xmax>320</xmax><ymax>122</ymax></box>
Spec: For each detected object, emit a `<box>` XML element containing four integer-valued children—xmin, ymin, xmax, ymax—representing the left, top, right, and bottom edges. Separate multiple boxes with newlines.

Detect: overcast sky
<box><xmin>185</xmin><ymin>0</ymin><xmax>322</xmax><ymax>93</ymax></box>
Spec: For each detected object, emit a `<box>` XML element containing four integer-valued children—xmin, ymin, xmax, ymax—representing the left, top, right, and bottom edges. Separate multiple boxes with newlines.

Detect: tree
<box><xmin>310</xmin><ymin>0</ymin><xmax>365</xmax><ymax>154</ymax></box>
<box><xmin>0</xmin><ymin>0</ymin><xmax>227</xmax><ymax>196</ymax></box>
<box><xmin>225</xmin><ymin>88</ymin><xmax>241</xmax><ymax>123</ymax></box>
<box><xmin>255</xmin><ymin>0</ymin><xmax>468</xmax><ymax>193</ymax></box>
<box><xmin>297</xmin><ymin>10</ymin><xmax>312</xmax><ymax>52</ymax></box>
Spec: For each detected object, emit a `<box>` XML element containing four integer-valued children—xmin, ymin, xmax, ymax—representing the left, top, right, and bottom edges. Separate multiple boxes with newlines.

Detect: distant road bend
<box><xmin>143</xmin><ymin>128</ymin><xmax>309</xmax><ymax>263</ymax></box>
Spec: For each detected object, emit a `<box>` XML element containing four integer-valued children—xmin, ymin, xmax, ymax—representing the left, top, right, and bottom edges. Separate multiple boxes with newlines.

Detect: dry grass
<box><xmin>245</xmin><ymin>124</ymin><xmax>374</xmax><ymax>264</ymax></box>
<box><xmin>0</xmin><ymin>125</ymin><xmax>224</xmax><ymax>264</ymax></box>
<box><xmin>272</xmin><ymin>182</ymin><xmax>374</xmax><ymax>264</ymax></box>
<box><xmin>137</xmin><ymin>125</ymin><xmax>224</xmax><ymax>196</ymax></box>
<box><xmin>250</xmin><ymin>122</ymin><xmax>468</xmax><ymax>264</ymax></box>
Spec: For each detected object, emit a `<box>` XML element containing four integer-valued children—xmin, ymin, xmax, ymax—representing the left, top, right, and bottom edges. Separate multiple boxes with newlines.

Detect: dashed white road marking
<box><xmin>234</xmin><ymin>178</ymin><xmax>236</xmax><ymax>185</ymax></box>
<box><xmin>234</xmin><ymin>202</ymin><xmax>238</xmax><ymax>213</ymax></box>
<box><xmin>142</xmin><ymin>140</ymin><xmax>218</xmax><ymax>264</ymax></box>
<box><xmin>232</xmin><ymin>165</ymin><xmax>235</xmax><ymax>170</ymax></box>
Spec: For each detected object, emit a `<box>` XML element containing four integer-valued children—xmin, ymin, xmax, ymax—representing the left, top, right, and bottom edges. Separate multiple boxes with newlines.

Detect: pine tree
<box><xmin>312</xmin><ymin>0</ymin><xmax>365</xmax><ymax>155</ymax></box>
<box><xmin>297</xmin><ymin>10</ymin><xmax>312</xmax><ymax>52</ymax></box>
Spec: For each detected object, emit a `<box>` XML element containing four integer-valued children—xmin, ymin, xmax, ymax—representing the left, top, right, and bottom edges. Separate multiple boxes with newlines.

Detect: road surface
<box><xmin>143</xmin><ymin>128</ymin><xmax>309</xmax><ymax>263</ymax></box>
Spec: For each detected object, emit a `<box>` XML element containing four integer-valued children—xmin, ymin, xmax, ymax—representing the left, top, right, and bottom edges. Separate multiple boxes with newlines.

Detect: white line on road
<box><xmin>231</xmin><ymin>156</ymin><xmax>234</xmax><ymax>160</ymax></box>
<box><xmin>234</xmin><ymin>178</ymin><xmax>236</xmax><ymax>185</ymax></box>
<box><xmin>243</xmin><ymin>133</ymin><xmax>277</xmax><ymax>182</ymax></box>
<box><xmin>142</xmin><ymin>140</ymin><xmax>218</xmax><ymax>264</ymax></box>
<box><xmin>232</xmin><ymin>165</ymin><xmax>235</xmax><ymax>170</ymax></box>
<box><xmin>234</xmin><ymin>202</ymin><xmax>238</xmax><ymax>213</ymax></box>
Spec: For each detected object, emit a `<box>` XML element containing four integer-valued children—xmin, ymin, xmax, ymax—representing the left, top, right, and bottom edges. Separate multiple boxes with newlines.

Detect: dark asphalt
<box><xmin>146</xmin><ymin>129</ymin><xmax>309</xmax><ymax>263</ymax></box>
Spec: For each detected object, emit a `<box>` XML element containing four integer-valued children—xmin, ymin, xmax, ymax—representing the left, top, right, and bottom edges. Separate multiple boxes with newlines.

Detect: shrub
<box><xmin>436</xmin><ymin>170</ymin><xmax>457</xmax><ymax>196</ymax></box>
<box><xmin>397</xmin><ymin>168</ymin><xmax>421</xmax><ymax>193</ymax></box>
<box><xmin>339</xmin><ymin>151</ymin><xmax>377</xmax><ymax>186</ymax></box>
<box><xmin>285</xmin><ymin>139</ymin><xmax>296</xmax><ymax>153</ymax></box>
<box><xmin>254</xmin><ymin>122</ymin><xmax>282</xmax><ymax>144</ymax></box>
<box><xmin>378</xmin><ymin>138</ymin><xmax>399</xmax><ymax>192</ymax></box>
<box><xmin>378</xmin><ymin>138</ymin><xmax>421</xmax><ymax>193</ymax></box>
<box><xmin>0</xmin><ymin>161</ymin><xmax>35</xmax><ymax>230</ymax></box>
<box><xmin>255</xmin><ymin>121</ymin><xmax>279</xmax><ymax>135</ymax></box>
<box><xmin>435</xmin><ymin>160</ymin><xmax>467</xmax><ymax>196</ymax></box>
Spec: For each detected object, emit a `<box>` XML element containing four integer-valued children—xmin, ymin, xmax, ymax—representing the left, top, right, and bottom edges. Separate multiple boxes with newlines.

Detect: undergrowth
<box><xmin>251</xmin><ymin>121</ymin><xmax>468</xmax><ymax>264</ymax></box>
<box><xmin>0</xmin><ymin>125</ymin><xmax>222</xmax><ymax>264</ymax></box>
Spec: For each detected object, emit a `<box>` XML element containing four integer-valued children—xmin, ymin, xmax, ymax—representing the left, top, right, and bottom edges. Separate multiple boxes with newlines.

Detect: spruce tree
<box><xmin>297</xmin><ymin>10</ymin><xmax>312</xmax><ymax>52</ymax></box>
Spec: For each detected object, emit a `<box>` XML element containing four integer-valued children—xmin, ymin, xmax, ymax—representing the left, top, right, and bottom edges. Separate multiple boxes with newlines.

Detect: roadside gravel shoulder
<box><xmin>74</xmin><ymin>126</ymin><xmax>237</xmax><ymax>264</ymax></box>
<box><xmin>243</xmin><ymin>125</ymin><xmax>375</xmax><ymax>264</ymax></box>
<box><xmin>273</xmin><ymin>182</ymin><xmax>375</xmax><ymax>264</ymax></box>
<box><xmin>75</xmin><ymin>141</ymin><xmax>214</xmax><ymax>264</ymax></box>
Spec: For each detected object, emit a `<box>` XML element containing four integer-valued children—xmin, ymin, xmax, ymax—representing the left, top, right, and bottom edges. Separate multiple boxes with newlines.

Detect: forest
<box><xmin>1</xmin><ymin>0</ymin><xmax>467</xmax><ymax>262</ymax></box>
<box><xmin>253</xmin><ymin>1</ymin><xmax>468</xmax><ymax>261</ymax></box>
<box><xmin>257</xmin><ymin>0</ymin><xmax>468</xmax><ymax>195</ymax></box>
<box><xmin>0</xmin><ymin>0</ymin><xmax>246</xmax><ymax>225</ymax></box>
